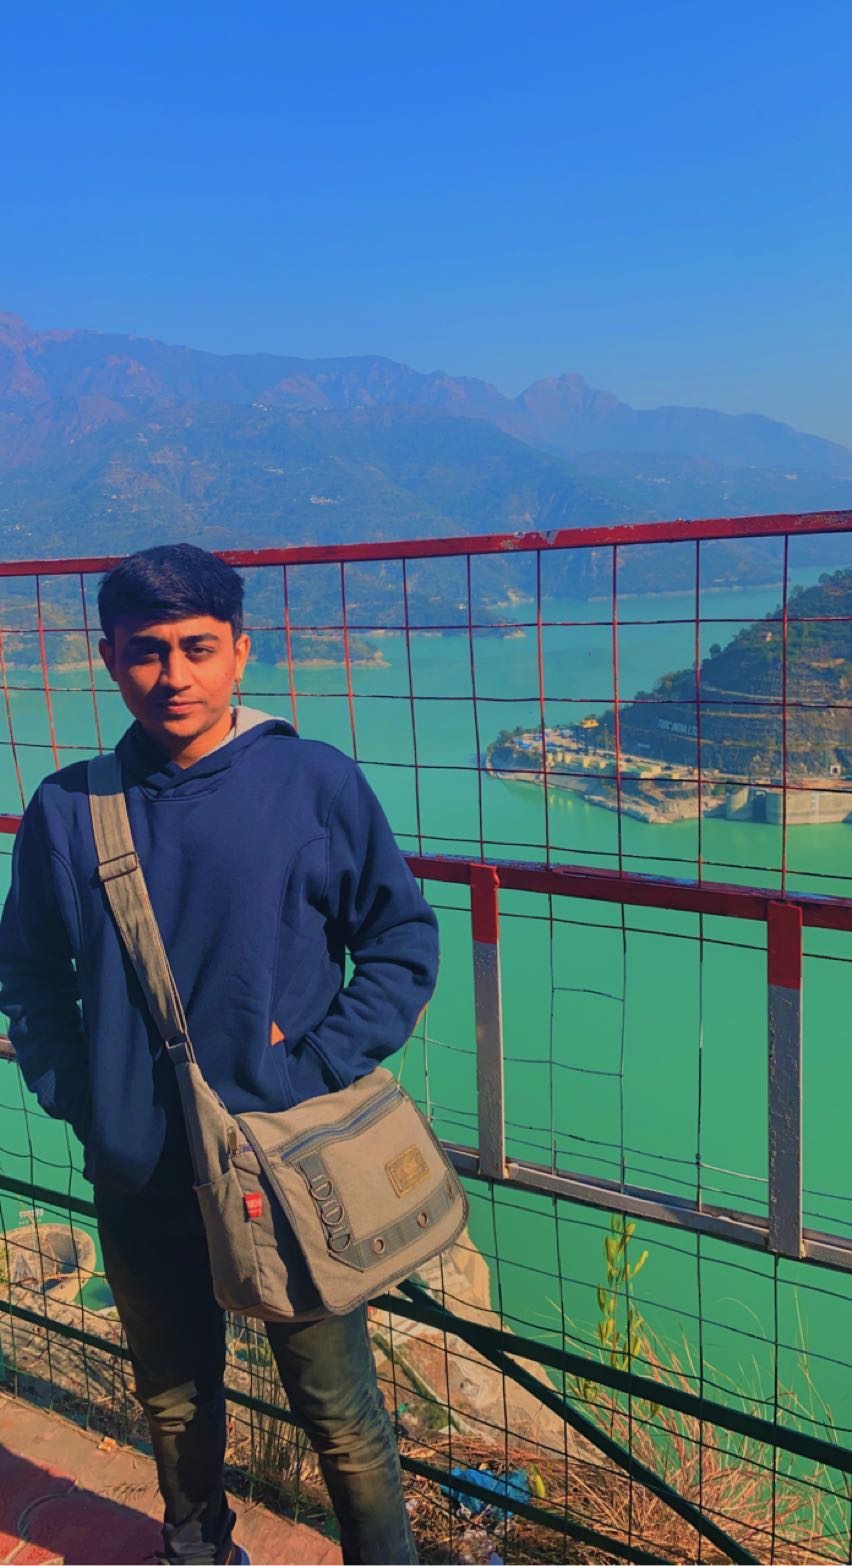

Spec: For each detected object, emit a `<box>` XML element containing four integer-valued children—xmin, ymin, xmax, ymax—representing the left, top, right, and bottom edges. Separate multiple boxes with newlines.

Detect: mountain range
<box><xmin>0</xmin><ymin>312</ymin><xmax>850</xmax><ymax>588</ymax></box>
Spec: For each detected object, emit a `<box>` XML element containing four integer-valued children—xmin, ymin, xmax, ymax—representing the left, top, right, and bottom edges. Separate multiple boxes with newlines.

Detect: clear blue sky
<box><xmin>2</xmin><ymin>1</ymin><xmax>850</xmax><ymax>443</ymax></box>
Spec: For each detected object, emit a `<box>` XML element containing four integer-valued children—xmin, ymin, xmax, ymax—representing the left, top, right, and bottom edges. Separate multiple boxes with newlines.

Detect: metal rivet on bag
<box><xmin>372</xmin><ymin>1236</ymin><xmax>386</xmax><ymax>1253</ymax></box>
<box><xmin>417</xmin><ymin>1212</ymin><xmax>430</xmax><ymax>1228</ymax></box>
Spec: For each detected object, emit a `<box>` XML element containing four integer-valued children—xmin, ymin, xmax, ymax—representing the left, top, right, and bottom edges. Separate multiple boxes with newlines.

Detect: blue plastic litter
<box><xmin>440</xmin><ymin>1465</ymin><xmax>531</xmax><ymax>1517</ymax></box>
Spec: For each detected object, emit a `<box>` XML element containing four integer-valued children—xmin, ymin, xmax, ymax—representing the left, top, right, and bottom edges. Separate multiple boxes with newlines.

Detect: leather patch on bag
<box><xmin>386</xmin><ymin>1145</ymin><xmax>430</xmax><ymax>1197</ymax></box>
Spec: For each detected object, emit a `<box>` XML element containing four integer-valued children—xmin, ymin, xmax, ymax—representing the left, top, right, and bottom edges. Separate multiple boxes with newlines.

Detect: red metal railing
<box><xmin>0</xmin><ymin>510</ymin><xmax>849</xmax><ymax>1268</ymax></box>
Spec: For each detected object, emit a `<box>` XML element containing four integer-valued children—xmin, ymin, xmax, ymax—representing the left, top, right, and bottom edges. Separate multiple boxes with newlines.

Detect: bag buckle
<box><xmin>97</xmin><ymin>851</ymin><xmax>139</xmax><ymax>883</ymax></box>
<box><xmin>165</xmin><ymin>1033</ymin><xmax>191</xmax><ymax>1064</ymax></box>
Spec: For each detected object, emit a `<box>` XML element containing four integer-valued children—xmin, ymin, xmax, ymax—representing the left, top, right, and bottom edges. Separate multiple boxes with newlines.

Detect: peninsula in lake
<box><xmin>486</xmin><ymin>568</ymin><xmax>852</xmax><ymax>825</ymax></box>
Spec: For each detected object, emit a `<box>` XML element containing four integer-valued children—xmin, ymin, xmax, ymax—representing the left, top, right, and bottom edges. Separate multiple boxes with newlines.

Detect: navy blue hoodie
<box><xmin>0</xmin><ymin>709</ymin><xmax>440</xmax><ymax>1192</ymax></box>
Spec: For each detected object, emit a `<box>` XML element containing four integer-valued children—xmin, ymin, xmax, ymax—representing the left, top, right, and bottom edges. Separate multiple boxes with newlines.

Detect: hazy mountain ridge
<box><xmin>0</xmin><ymin>400</ymin><xmax>622</xmax><ymax>558</ymax></box>
<box><xmin>2</xmin><ymin>312</ymin><xmax>850</xmax><ymax>475</ymax></box>
<box><xmin>0</xmin><ymin>313</ymin><xmax>849</xmax><ymax>585</ymax></box>
<box><xmin>569</xmin><ymin>449</ymin><xmax>852</xmax><ymax>522</ymax></box>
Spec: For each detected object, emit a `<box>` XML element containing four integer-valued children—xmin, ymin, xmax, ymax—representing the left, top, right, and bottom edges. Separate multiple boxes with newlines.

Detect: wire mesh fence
<box><xmin>0</xmin><ymin>510</ymin><xmax>850</xmax><ymax>1561</ymax></box>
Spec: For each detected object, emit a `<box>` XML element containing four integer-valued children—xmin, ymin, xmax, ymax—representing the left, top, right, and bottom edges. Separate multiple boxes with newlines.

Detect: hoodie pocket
<box><xmin>269</xmin><ymin>931</ymin><xmax>316</xmax><ymax>1042</ymax></box>
<box><xmin>280</xmin><ymin>1034</ymin><xmax>332</xmax><ymax>1106</ymax></box>
<box><xmin>267</xmin><ymin>927</ymin><xmax>330</xmax><ymax>1052</ymax></box>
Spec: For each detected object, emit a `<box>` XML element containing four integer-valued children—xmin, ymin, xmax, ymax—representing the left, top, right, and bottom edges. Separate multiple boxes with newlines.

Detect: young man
<box><xmin>0</xmin><ymin>543</ymin><xmax>440</xmax><ymax>1566</ymax></box>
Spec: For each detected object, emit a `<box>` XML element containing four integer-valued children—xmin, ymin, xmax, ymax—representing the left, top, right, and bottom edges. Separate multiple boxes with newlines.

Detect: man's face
<box><xmin>99</xmin><ymin>614</ymin><xmax>251</xmax><ymax>764</ymax></box>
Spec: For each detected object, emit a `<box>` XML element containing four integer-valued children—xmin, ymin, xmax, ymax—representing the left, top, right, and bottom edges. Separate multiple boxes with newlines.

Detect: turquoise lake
<box><xmin>1</xmin><ymin>561</ymin><xmax>850</xmax><ymax>1450</ymax></box>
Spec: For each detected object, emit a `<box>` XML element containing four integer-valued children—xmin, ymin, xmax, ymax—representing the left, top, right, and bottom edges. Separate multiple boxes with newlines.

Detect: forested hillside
<box><xmin>605</xmin><ymin>568</ymin><xmax>852</xmax><ymax>778</ymax></box>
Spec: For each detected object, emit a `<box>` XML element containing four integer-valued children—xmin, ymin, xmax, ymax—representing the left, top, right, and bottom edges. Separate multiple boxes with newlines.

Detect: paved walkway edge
<box><xmin>0</xmin><ymin>1392</ymin><xmax>341</xmax><ymax>1565</ymax></box>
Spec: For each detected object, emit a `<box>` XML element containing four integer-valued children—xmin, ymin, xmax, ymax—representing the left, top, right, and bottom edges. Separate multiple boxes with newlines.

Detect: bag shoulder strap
<box><xmin>87</xmin><ymin>753</ymin><xmax>195</xmax><ymax>1064</ymax></box>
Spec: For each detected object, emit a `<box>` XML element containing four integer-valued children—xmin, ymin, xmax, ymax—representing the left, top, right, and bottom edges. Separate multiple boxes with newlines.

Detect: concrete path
<box><xmin>0</xmin><ymin>1392</ymin><xmax>341</xmax><ymax>1565</ymax></box>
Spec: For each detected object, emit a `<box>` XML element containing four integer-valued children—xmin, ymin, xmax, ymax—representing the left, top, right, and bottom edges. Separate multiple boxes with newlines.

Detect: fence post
<box><xmin>470</xmin><ymin>863</ymin><xmax>506</xmax><ymax>1180</ymax></box>
<box><xmin>767</xmin><ymin>901</ymin><xmax>803</xmax><ymax>1259</ymax></box>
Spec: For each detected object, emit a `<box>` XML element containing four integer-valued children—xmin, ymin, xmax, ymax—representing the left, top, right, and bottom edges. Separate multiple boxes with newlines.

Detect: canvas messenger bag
<box><xmin>88</xmin><ymin>751</ymin><xmax>467</xmax><ymax>1321</ymax></box>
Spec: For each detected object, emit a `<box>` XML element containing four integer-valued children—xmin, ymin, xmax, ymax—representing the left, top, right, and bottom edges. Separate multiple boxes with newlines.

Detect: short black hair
<box><xmin>98</xmin><ymin>543</ymin><xmax>245</xmax><ymax>643</ymax></box>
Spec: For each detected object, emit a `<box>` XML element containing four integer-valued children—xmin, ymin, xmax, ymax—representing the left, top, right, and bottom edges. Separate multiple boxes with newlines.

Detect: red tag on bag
<box><xmin>243</xmin><ymin>1193</ymin><xmax>263</xmax><ymax>1220</ymax></box>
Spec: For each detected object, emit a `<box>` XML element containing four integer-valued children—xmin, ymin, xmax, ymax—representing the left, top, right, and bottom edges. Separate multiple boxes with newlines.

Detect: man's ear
<box><xmin>235</xmin><ymin>632</ymin><xmax>251</xmax><ymax>683</ymax></box>
<box><xmin>99</xmin><ymin>637</ymin><xmax>117</xmax><ymax>682</ymax></box>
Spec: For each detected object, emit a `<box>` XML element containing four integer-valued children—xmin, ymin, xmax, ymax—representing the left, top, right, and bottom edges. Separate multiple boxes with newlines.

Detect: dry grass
<box><xmin>390</xmin><ymin>1330</ymin><xmax>852</xmax><ymax>1564</ymax></box>
<box><xmin>565</xmin><ymin>1334</ymin><xmax>849</xmax><ymax>1563</ymax></box>
<box><xmin>4</xmin><ymin>1292</ymin><xmax>848</xmax><ymax>1562</ymax></box>
<box><xmin>225</xmin><ymin>1321</ymin><xmax>314</xmax><ymax>1499</ymax></box>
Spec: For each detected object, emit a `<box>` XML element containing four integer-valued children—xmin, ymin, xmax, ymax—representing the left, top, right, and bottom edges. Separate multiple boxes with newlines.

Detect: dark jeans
<box><xmin>94</xmin><ymin>1183</ymin><xmax>416</xmax><ymax>1565</ymax></box>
